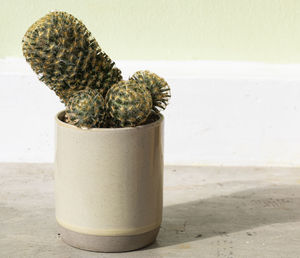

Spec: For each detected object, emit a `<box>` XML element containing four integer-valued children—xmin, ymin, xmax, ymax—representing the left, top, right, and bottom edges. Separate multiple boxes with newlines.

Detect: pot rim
<box><xmin>55</xmin><ymin>110</ymin><xmax>164</xmax><ymax>132</ymax></box>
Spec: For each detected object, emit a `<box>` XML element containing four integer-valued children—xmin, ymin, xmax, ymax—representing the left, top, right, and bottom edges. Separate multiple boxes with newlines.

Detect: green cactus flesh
<box><xmin>22</xmin><ymin>11</ymin><xmax>122</xmax><ymax>104</ymax></box>
<box><xmin>129</xmin><ymin>70</ymin><xmax>170</xmax><ymax>113</ymax></box>
<box><xmin>65</xmin><ymin>89</ymin><xmax>106</xmax><ymax>128</ymax></box>
<box><xmin>105</xmin><ymin>81</ymin><xmax>152</xmax><ymax>127</ymax></box>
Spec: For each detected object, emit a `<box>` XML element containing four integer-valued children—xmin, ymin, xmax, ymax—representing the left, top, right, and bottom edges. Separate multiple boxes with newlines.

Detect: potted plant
<box><xmin>22</xmin><ymin>11</ymin><xmax>171</xmax><ymax>252</ymax></box>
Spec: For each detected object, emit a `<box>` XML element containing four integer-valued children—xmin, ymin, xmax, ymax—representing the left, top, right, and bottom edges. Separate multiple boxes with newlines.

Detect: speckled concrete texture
<box><xmin>1</xmin><ymin>163</ymin><xmax>300</xmax><ymax>257</ymax></box>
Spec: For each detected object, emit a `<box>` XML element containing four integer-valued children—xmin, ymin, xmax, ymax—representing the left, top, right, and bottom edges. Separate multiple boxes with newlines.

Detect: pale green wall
<box><xmin>1</xmin><ymin>0</ymin><xmax>300</xmax><ymax>62</ymax></box>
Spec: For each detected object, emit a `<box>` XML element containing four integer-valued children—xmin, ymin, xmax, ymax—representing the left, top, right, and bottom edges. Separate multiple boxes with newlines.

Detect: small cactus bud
<box><xmin>129</xmin><ymin>70</ymin><xmax>170</xmax><ymax>113</ymax></box>
<box><xmin>105</xmin><ymin>81</ymin><xmax>152</xmax><ymax>127</ymax></box>
<box><xmin>65</xmin><ymin>89</ymin><xmax>106</xmax><ymax>128</ymax></box>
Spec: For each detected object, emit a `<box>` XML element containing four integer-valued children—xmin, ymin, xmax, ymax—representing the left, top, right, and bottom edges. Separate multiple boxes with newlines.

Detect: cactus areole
<box><xmin>22</xmin><ymin>11</ymin><xmax>171</xmax><ymax>128</ymax></box>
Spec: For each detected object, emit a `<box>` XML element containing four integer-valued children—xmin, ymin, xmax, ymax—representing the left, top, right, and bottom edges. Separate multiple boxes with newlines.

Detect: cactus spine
<box><xmin>22</xmin><ymin>11</ymin><xmax>122</xmax><ymax>104</ymax></box>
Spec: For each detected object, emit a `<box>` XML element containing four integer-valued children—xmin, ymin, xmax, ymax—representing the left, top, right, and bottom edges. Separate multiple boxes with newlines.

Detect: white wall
<box><xmin>2</xmin><ymin>58</ymin><xmax>300</xmax><ymax>166</ymax></box>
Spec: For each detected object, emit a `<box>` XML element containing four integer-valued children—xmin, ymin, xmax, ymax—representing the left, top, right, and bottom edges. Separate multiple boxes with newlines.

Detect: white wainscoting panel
<box><xmin>1</xmin><ymin>58</ymin><xmax>300</xmax><ymax>166</ymax></box>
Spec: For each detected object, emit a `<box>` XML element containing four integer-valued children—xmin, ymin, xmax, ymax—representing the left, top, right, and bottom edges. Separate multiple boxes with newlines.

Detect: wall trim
<box><xmin>2</xmin><ymin>58</ymin><xmax>300</xmax><ymax>166</ymax></box>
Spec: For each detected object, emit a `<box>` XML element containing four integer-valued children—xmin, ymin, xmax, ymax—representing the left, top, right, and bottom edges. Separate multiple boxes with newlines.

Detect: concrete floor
<box><xmin>1</xmin><ymin>164</ymin><xmax>300</xmax><ymax>257</ymax></box>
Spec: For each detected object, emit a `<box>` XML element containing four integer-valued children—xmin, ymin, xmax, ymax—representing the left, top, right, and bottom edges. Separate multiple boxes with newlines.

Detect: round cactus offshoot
<box><xmin>65</xmin><ymin>89</ymin><xmax>106</xmax><ymax>128</ymax></box>
<box><xmin>130</xmin><ymin>70</ymin><xmax>170</xmax><ymax>113</ymax></box>
<box><xmin>105</xmin><ymin>81</ymin><xmax>152</xmax><ymax>127</ymax></box>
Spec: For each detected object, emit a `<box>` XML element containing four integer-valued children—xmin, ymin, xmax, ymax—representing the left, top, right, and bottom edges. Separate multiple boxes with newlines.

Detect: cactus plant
<box><xmin>129</xmin><ymin>70</ymin><xmax>170</xmax><ymax>113</ymax></box>
<box><xmin>105</xmin><ymin>80</ymin><xmax>152</xmax><ymax>127</ymax></box>
<box><xmin>65</xmin><ymin>88</ymin><xmax>106</xmax><ymax>128</ymax></box>
<box><xmin>22</xmin><ymin>11</ymin><xmax>171</xmax><ymax>129</ymax></box>
<box><xmin>22</xmin><ymin>11</ymin><xmax>122</xmax><ymax>104</ymax></box>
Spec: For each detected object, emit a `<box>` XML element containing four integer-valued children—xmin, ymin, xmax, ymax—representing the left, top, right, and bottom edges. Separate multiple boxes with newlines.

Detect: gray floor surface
<box><xmin>1</xmin><ymin>163</ymin><xmax>300</xmax><ymax>257</ymax></box>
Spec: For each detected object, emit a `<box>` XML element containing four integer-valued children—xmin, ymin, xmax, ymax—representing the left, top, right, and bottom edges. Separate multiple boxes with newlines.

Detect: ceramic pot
<box><xmin>54</xmin><ymin>111</ymin><xmax>164</xmax><ymax>252</ymax></box>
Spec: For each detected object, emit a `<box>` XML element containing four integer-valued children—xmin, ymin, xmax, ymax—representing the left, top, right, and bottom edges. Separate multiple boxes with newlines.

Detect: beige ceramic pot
<box><xmin>54</xmin><ymin>111</ymin><xmax>164</xmax><ymax>252</ymax></box>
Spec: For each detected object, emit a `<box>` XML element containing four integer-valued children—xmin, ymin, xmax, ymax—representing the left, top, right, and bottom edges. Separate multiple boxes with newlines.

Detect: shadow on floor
<box><xmin>145</xmin><ymin>183</ymin><xmax>300</xmax><ymax>249</ymax></box>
